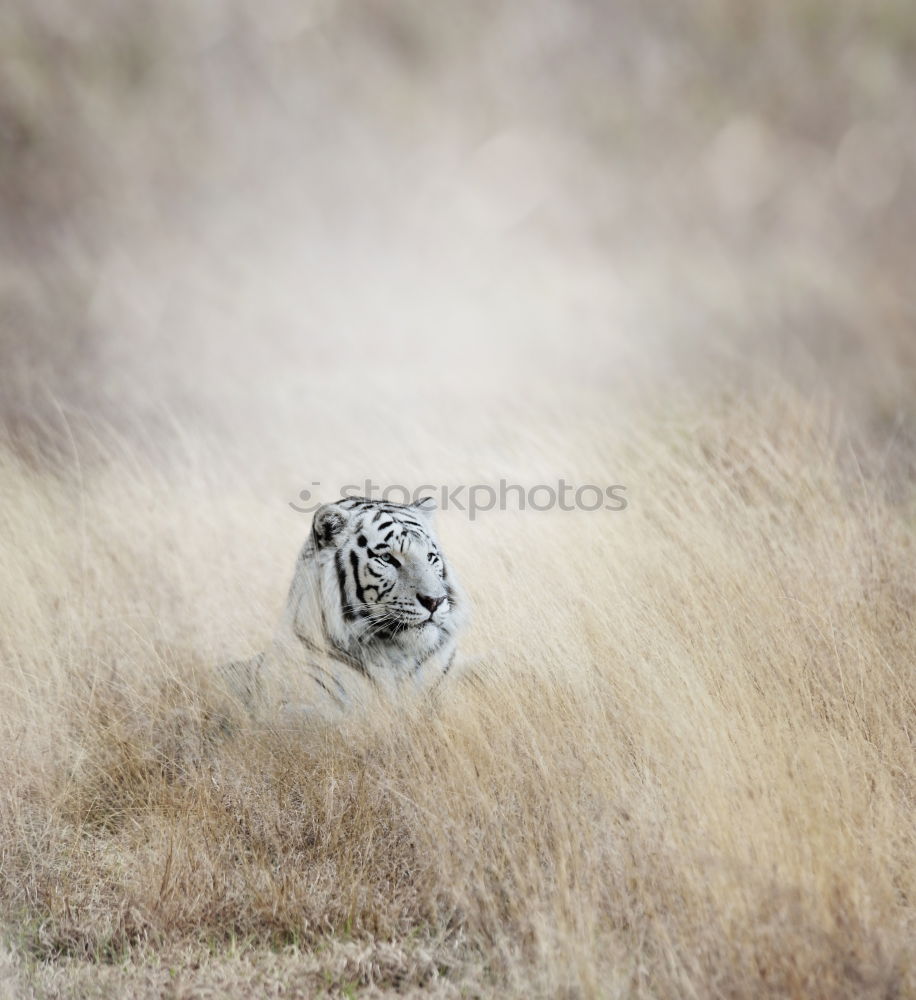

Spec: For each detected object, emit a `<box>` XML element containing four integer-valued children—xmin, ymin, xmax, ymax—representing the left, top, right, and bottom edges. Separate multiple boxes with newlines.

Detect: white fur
<box><xmin>220</xmin><ymin>497</ymin><xmax>468</xmax><ymax>720</ymax></box>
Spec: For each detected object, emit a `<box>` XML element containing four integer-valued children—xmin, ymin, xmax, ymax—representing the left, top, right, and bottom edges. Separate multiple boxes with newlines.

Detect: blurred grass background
<box><xmin>2</xmin><ymin>0</ymin><xmax>915</xmax><ymax>477</ymax></box>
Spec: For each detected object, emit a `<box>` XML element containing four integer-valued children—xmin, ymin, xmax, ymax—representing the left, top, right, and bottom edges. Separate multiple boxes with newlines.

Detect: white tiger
<box><xmin>219</xmin><ymin>496</ymin><xmax>468</xmax><ymax>720</ymax></box>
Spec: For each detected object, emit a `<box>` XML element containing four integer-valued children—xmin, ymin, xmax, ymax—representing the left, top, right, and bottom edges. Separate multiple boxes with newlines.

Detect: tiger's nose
<box><xmin>417</xmin><ymin>593</ymin><xmax>445</xmax><ymax>613</ymax></box>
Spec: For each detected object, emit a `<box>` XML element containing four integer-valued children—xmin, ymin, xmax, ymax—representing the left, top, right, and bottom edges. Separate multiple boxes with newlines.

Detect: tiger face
<box><xmin>311</xmin><ymin>496</ymin><xmax>462</xmax><ymax>655</ymax></box>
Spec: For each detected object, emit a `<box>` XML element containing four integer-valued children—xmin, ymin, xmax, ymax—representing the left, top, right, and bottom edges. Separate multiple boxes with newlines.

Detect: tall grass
<box><xmin>1</xmin><ymin>389</ymin><xmax>913</xmax><ymax>998</ymax></box>
<box><xmin>3</xmin><ymin>1</ymin><xmax>916</xmax><ymax>994</ymax></box>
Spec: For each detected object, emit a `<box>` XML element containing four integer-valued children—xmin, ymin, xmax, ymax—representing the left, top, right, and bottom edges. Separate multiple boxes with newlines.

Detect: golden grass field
<box><xmin>2</xmin><ymin>1</ymin><xmax>916</xmax><ymax>997</ymax></box>
<box><xmin>2</xmin><ymin>386</ymin><xmax>914</xmax><ymax>998</ymax></box>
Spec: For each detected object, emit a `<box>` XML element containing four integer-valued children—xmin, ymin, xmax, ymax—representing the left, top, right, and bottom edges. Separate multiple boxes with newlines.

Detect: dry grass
<box><xmin>3</xmin><ymin>1</ymin><xmax>916</xmax><ymax>995</ymax></box>
<box><xmin>1</xmin><ymin>390</ymin><xmax>914</xmax><ymax>998</ymax></box>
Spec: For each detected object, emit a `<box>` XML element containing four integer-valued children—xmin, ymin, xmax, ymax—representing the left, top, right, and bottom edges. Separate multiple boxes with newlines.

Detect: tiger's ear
<box><xmin>312</xmin><ymin>503</ymin><xmax>350</xmax><ymax>548</ymax></box>
<box><xmin>411</xmin><ymin>496</ymin><xmax>437</xmax><ymax>522</ymax></box>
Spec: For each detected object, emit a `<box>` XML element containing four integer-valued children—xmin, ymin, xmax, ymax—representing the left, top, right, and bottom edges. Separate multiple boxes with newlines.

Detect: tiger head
<box><xmin>290</xmin><ymin>496</ymin><xmax>466</xmax><ymax>664</ymax></box>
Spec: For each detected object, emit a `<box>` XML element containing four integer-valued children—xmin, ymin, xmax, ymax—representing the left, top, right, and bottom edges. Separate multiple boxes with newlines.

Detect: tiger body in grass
<box><xmin>220</xmin><ymin>496</ymin><xmax>468</xmax><ymax>719</ymax></box>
